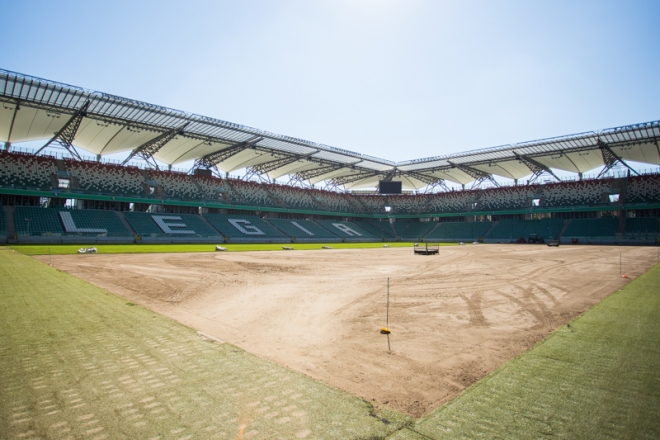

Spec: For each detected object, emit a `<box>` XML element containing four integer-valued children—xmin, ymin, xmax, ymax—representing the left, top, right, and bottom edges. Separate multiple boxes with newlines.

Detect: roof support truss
<box><xmin>597</xmin><ymin>141</ymin><xmax>639</xmax><ymax>178</ymax></box>
<box><xmin>514</xmin><ymin>153</ymin><xmax>561</xmax><ymax>184</ymax></box>
<box><xmin>401</xmin><ymin>171</ymin><xmax>450</xmax><ymax>193</ymax></box>
<box><xmin>4</xmin><ymin>100</ymin><xmax>20</xmax><ymax>150</ymax></box>
<box><xmin>244</xmin><ymin>150</ymin><xmax>319</xmax><ymax>181</ymax></box>
<box><xmin>330</xmin><ymin>170</ymin><xmax>381</xmax><ymax>188</ymax></box>
<box><xmin>192</xmin><ymin>136</ymin><xmax>263</xmax><ymax>169</ymax></box>
<box><xmin>122</xmin><ymin>122</ymin><xmax>189</xmax><ymax>167</ymax></box>
<box><xmin>449</xmin><ymin>162</ymin><xmax>499</xmax><ymax>189</ymax></box>
<box><xmin>36</xmin><ymin>100</ymin><xmax>90</xmax><ymax>160</ymax></box>
<box><xmin>291</xmin><ymin>161</ymin><xmax>360</xmax><ymax>183</ymax></box>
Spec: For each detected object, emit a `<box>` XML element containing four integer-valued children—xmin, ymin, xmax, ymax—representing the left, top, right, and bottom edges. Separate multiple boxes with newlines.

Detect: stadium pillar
<box><xmin>96</xmin><ymin>154</ymin><xmax>101</xmax><ymax>162</ymax></box>
<box><xmin>4</xmin><ymin>142</ymin><xmax>10</xmax><ymax>151</ymax></box>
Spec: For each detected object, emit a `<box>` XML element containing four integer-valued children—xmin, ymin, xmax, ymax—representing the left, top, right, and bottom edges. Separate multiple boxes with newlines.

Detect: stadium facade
<box><xmin>0</xmin><ymin>69</ymin><xmax>659</xmax><ymax>245</ymax></box>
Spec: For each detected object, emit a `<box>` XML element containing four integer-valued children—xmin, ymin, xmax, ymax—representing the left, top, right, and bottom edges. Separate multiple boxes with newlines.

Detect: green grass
<box><xmin>0</xmin><ymin>247</ymin><xmax>410</xmax><ymax>439</ymax></box>
<box><xmin>9</xmin><ymin>241</ymin><xmax>438</xmax><ymax>255</ymax></box>
<box><xmin>392</xmin><ymin>263</ymin><xmax>660</xmax><ymax>439</ymax></box>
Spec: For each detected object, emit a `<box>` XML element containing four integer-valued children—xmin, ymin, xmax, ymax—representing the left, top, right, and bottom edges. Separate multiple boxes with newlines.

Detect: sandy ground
<box><xmin>38</xmin><ymin>244</ymin><xmax>658</xmax><ymax>417</ymax></box>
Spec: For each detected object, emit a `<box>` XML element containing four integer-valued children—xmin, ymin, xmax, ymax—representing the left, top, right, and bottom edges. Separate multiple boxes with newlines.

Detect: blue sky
<box><xmin>2</xmin><ymin>0</ymin><xmax>659</xmax><ymax>166</ymax></box>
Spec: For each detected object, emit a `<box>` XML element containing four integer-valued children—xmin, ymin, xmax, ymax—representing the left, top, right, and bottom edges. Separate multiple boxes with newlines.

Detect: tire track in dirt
<box><xmin>459</xmin><ymin>291</ymin><xmax>489</xmax><ymax>327</ymax></box>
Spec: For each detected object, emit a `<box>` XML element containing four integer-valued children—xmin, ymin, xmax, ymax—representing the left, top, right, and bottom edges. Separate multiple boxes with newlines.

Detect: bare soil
<box><xmin>38</xmin><ymin>244</ymin><xmax>658</xmax><ymax>417</ymax></box>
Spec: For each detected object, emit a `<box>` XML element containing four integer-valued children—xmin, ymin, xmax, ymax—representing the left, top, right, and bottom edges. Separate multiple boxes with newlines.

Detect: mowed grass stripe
<box><xmin>390</xmin><ymin>263</ymin><xmax>660</xmax><ymax>439</ymax></box>
<box><xmin>11</xmin><ymin>241</ymin><xmax>426</xmax><ymax>255</ymax></box>
<box><xmin>0</xmin><ymin>248</ymin><xmax>409</xmax><ymax>439</ymax></box>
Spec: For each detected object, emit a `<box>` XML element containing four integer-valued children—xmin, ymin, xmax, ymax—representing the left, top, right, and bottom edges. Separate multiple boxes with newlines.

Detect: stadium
<box><xmin>0</xmin><ymin>68</ymin><xmax>659</xmax><ymax>247</ymax></box>
<box><xmin>1</xmin><ymin>54</ymin><xmax>660</xmax><ymax>440</ymax></box>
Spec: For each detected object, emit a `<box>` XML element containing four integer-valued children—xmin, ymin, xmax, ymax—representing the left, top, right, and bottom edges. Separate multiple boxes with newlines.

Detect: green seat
<box><xmin>563</xmin><ymin>217</ymin><xmax>619</xmax><ymax>238</ymax></box>
<box><xmin>353</xmin><ymin>221</ymin><xmax>396</xmax><ymax>238</ymax></box>
<box><xmin>392</xmin><ymin>221</ymin><xmax>436</xmax><ymax>240</ymax></box>
<box><xmin>425</xmin><ymin>221</ymin><xmax>493</xmax><ymax>241</ymax></box>
<box><xmin>267</xmin><ymin>218</ymin><xmax>340</xmax><ymax>239</ymax></box>
<box><xmin>125</xmin><ymin>212</ymin><xmax>220</xmax><ymax>237</ymax></box>
<box><xmin>315</xmin><ymin>220</ymin><xmax>379</xmax><ymax>239</ymax></box>
<box><xmin>204</xmin><ymin>214</ymin><xmax>287</xmax><ymax>239</ymax></box>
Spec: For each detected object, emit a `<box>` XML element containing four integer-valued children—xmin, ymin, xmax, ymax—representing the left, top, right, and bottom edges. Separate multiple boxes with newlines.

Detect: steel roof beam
<box><xmin>292</xmin><ymin>161</ymin><xmax>362</xmax><ymax>182</ymax></box>
<box><xmin>121</xmin><ymin>122</ymin><xmax>189</xmax><ymax>167</ymax></box>
<box><xmin>401</xmin><ymin>170</ymin><xmax>446</xmax><ymax>186</ymax></box>
<box><xmin>2</xmin><ymin>100</ymin><xmax>20</xmax><ymax>151</ymax></box>
<box><xmin>247</xmin><ymin>150</ymin><xmax>318</xmax><ymax>175</ymax></box>
<box><xmin>448</xmin><ymin>161</ymin><xmax>499</xmax><ymax>189</ymax></box>
<box><xmin>400</xmin><ymin>170</ymin><xmax>450</xmax><ymax>193</ymax></box>
<box><xmin>193</xmin><ymin>136</ymin><xmax>263</xmax><ymax>169</ymax></box>
<box><xmin>330</xmin><ymin>171</ymin><xmax>381</xmax><ymax>187</ymax></box>
<box><xmin>597</xmin><ymin>140</ymin><xmax>639</xmax><ymax>178</ymax></box>
<box><xmin>35</xmin><ymin>100</ymin><xmax>90</xmax><ymax>160</ymax></box>
<box><xmin>513</xmin><ymin>152</ymin><xmax>561</xmax><ymax>183</ymax></box>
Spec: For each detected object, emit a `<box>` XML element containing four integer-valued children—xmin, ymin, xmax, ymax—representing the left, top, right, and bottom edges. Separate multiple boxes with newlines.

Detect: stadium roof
<box><xmin>0</xmin><ymin>69</ymin><xmax>658</xmax><ymax>191</ymax></box>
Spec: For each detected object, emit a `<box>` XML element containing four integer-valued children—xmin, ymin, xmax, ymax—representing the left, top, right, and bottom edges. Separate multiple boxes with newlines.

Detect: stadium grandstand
<box><xmin>203</xmin><ymin>213</ymin><xmax>289</xmax><ymax>243</ymax></box>
<box><xmin>266</xmin><ymin>218</ymin><xmax>342</xmax><ymax>242</ymax></box>
<box><xmin>0</xmin><ymin>68</ymin><xmax>659</xmax><ymax>245</ymax></box>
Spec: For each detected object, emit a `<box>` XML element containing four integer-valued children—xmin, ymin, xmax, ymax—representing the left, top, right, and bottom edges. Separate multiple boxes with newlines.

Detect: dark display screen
<box><xmin>379</xmin><ymin>180</ymin><xmax>402</xmax><ymax>194</ymax></box>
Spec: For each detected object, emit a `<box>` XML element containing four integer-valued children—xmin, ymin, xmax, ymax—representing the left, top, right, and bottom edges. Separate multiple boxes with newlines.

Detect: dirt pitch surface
<box><xmin>39</xmin><ymin>244</ymin><xmax>658</xmax><ymax>417</ymax></box>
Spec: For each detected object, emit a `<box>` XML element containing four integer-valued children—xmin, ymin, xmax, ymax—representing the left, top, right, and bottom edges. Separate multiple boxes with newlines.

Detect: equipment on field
<box><xmin>215</xmin><ymin>246</ymin><xmax>228</xmax><ymax>251</ymax></box>
<box><xmin>414</xmin><ymin>243</ymin><xmax>439</xmax><ymax>255</ymax></box>
<box><xmin>547</xmin><ymin>240</ymin><xmax>559</xmax><ymax>247</ymax></box>
<box><xmin>282</xmin><ymin>246</ymin><xmax>294</xmax><ymax>250</ymax></box>
<box><xmin>321</xmin><ymin>246</ymin><xmax>333</xmax><ymax>249</ymax></box>
<box><xmin>77</xmin><ymin>247</ymin><xmax>97</xmax><ymax>254</ymax></box>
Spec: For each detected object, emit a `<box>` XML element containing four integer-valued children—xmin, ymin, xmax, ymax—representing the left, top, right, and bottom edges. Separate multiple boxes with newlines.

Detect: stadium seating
<box><xmin>393</xmin><ymin>221</ymin><xmax>437</xmax><ymax>240</ymax></box>
<box><xmin>65</xmin><ymin>160</ymin><xmax>146</xmax><ymax>195</ymax></box>
<box><xmin>626</xmin><ymin>174</ymin><xmax>660</xmax><ymax>204</ymax></box>
<box><xmin>386</xmin><ymin>194</ymin><xmax>429</xmax><ymax>213</ymax></box>
<box><xmin>562</xmin><ymin>217</ymin><xmax>619</xmax><ymax>239</ymax></box>
<box><xmin>353</xmin><ymin>221</ymin><xmax>396</xmax><ymax>239</ymax></box>
<box><xmin>392</xmin><ymin>222</ymin><xmax>408</xmax><ymax>238</ymax></box>
<box><xmin>204</xmin><ymin>213</ymin><xmax>288</xmax><ymax>240</ymax></box>
<box><xmin>266</xmin><ymin>218</ymin><xmax>340</xmax><ymax>240</ymax></box>
<box><xmin>15</xmin><ymin>207</ymin><xmax>129</xmax><ymax>238</ymax></box>
<box><xmin>428</xmin><ymin>190</ymin><xmax>478</xmax><ymax>213</ymax></box>
<box><xmin>624</xmin><ymin>217</ymin><xmax>658</xmax><ymax>238</ymax></box>
<box><xmin>0</xmin><ymin>204</ymin><xmax>6</xmax><ymax>236</ymax></box>
<box><xmin>0</xmin><ymin>151</ymin><xmax>56</xmax><ymax>190</ymax></box>
<box><xmin>227</xmin><ymin>179</ymin><xmax>274</xmax><ymax>206</ymax></box>
<box><xmin>305</xmin><ymin>189</ymin><xmax>350</xmax><ymax>212</ymax></box>
<box><xmin>15</xmin><ymin>206</ymin><xmax>64</xmax><ymax>236</ymax></box>
<box><xmin>424</xmin><ymin>221</ymin><xmax>493</xmax><ymax>241</ymax></box>
<box><xmin>267</xmin><ymin>185</ymin><xmax>319</xmax><ymax>210</ymax></box>
<box><xmin>355</xmin><ymin>195</ymin><xmax>386</xmax><ymax>213</ymax></box>
<box><xmin>542</xmin><ymin>180</ymin><xmax>610</xmax><ymax>207</ymax></box>
<box><xmin>148</xmin><ymin>170</ymin><xmax>204</xmax><ymax>200</ymax></box>
<box><xmin>485</xmin><ymin>219</ymin><xmax>529</xmax><ymax>241</ymax></box>
<box><xmin>124</xmin><ymin>212</ymin><xmax>220</xmax><ymax>237</ymax></box>
<box><xmin>315</xmin><ymin>220</ymin><xmax>379</xmax><ymax>240</ymax></box>
<box><xmin>521</xmin><ymin>218</ymin><xmax>565</xmax><ymax>240</ymax></box>
<box><xmin>194</xmin><ymin>175</ymin><xmax>234</xmax><ymax>201</ymax></box>
<box><xmin>479</xmin><ymin>186</ymin><xmax>537</xmax><ymax>210</ymax></box>
<box><xmin>59</xmin><ymin>209</ymin><xmax>132</xmax><ymax>236</ymax></box>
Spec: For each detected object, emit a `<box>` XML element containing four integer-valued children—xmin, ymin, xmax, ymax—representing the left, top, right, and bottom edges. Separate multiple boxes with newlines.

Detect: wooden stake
<box><xmin>387</xmin><ymin>278</ymin><xmax>391</xmax><ymax>352</ymax></box>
